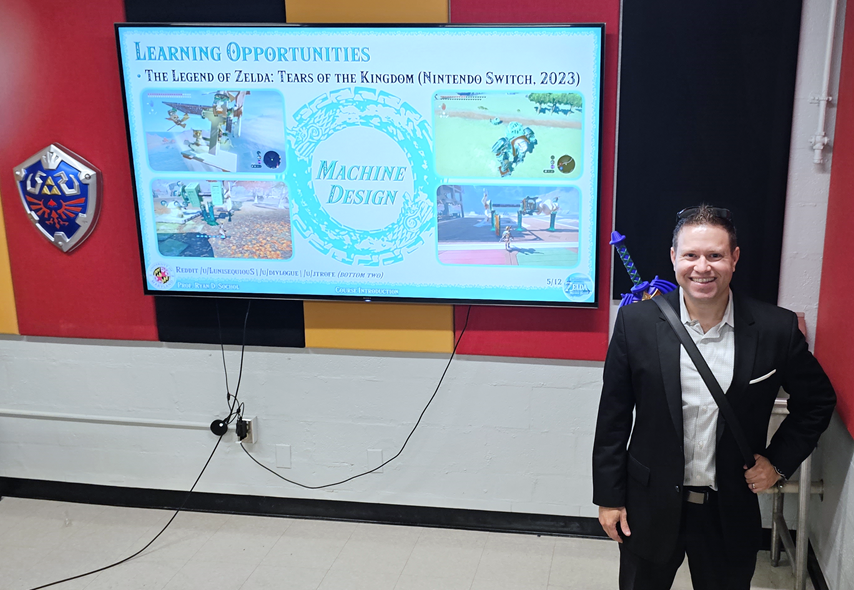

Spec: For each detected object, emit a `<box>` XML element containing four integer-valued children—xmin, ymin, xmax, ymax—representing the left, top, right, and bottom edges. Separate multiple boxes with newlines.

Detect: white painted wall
<box><xmin>0</xmin><ymin>2</ymin><xmax>851</xmax><ymax>587</ymax></box>
<box><xmin>779</xmin><ymin>0</ymin><xmax>846</xmax><ymax>342</ymax></box>
<box><xmin>0</xmin><ymin>337</ymin><xmax>602</xmax><ymax>518</ymax></box>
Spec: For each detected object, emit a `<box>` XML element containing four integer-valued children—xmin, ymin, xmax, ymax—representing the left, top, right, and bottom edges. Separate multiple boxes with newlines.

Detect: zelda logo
<box><xmin>14</xmin><ymin>144</ymin><xmax>101</xmax><ymax>252</ymax></box>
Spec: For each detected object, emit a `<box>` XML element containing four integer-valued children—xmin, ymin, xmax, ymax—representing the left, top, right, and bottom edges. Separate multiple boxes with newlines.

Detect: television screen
<box><xmin>116</xmin><ymin>24</ymin><xmax>604</xmax><ymax>306</ymax></box>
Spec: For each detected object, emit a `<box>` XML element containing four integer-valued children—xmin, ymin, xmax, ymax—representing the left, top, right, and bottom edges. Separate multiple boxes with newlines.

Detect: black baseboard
<box><xmin>0</xmin><ymin>474</ymin><xmax>828</xmax><ymax>588</ymax></box>
<box><xmin>0</xmin><ymin>477</ymin><xmax>604</xmax><ymax>538</ymax></box>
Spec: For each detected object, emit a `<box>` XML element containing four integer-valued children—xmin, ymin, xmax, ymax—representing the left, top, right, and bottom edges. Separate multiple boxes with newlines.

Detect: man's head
<box><xmin>670</xmin><ymin>205</ymin><xmax>740</xmax><ymax>311</ymax></box>
<box><xmin>671</xmin><ymin>205</ymin><xmax>737</xmax><ymax>253</ymax></box>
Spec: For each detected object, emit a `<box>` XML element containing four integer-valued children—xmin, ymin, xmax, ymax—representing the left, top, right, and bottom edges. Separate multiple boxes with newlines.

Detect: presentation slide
<box><xmin>117</xmin><ymin>25</ymin><xmax>603</xmax><ymax>306</ymax></box>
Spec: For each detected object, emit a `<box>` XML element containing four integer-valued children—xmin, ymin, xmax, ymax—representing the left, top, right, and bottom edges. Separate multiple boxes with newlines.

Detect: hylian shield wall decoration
<box><xmin>14</xmin><ymin>144</ymin><xmax>101</xmax><ymax>253</ymax></box>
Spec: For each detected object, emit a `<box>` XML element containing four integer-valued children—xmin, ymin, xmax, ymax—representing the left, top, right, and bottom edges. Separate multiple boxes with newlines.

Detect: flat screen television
<box><xmin>116</xmin><ymin>24</ymin><xmax>604</xmax><ymax>306</ymax></box>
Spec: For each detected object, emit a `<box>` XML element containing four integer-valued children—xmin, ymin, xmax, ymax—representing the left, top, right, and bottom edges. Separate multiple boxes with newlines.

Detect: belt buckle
<box><xmin>685</xmin><ymin>490</ymin><xmax>708</xmax><ymax>504</ymax></box>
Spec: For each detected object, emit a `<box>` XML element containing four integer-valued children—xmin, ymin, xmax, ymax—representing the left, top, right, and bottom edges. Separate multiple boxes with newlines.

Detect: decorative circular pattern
<box><xmin>288</xmin><ymin>88</ymin><xmax>434</xmax><ymax>266</ymax></box>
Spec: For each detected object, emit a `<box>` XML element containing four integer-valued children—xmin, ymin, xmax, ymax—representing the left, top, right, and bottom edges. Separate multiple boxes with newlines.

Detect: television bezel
<box><xmin>115</xmin><ymin>22</ymin><xmax>605</xmax><ymax>308</ymax></box>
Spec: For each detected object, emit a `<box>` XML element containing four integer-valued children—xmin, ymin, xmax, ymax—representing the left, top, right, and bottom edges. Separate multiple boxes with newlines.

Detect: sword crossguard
<box><xmin>612</xmin><ymin>230</ymin><xmax>678</xmax><ymax>307</ymax></box>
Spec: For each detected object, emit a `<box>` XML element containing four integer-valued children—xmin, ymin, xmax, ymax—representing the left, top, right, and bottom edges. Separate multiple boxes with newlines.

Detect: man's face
<box><xmin>670</xmin><ymin>224</ymin><xmax>739</xmax><ymax>308</ymax></box>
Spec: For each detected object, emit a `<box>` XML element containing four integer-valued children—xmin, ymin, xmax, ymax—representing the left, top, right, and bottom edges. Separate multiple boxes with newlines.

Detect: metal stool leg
<box><xmin>771</xmin><ymin>490</ymin><xmax>783</xmax><ymax>566</ymax></box>
<box><xmin>795</xmin><ymin>456</ymin><xmax>811</xmax><ymax>590</ymax></box>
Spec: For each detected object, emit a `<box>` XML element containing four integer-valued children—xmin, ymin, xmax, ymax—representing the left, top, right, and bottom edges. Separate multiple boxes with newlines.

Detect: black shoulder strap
<box><xmin>652</xmin><ymin>296</ymin><xmax>756</xmax><ymax>469</ymax></box>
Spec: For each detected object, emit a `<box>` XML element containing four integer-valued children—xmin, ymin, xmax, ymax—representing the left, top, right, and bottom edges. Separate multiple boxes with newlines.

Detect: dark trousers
<box><xmin>618</xmin><ymin>490</ymin><xmax>757</xmax><ymax>590</ymax></box>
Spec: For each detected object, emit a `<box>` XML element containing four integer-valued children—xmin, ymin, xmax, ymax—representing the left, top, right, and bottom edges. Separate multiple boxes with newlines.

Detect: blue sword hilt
<box><xmin>610</xmin><ymin>231</ymin><xmax>642</xmax><ymax>286</ymax></box>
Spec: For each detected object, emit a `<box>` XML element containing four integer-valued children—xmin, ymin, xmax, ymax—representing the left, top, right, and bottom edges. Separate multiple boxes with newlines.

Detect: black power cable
<box><xmin>239</xmin><ymin>305</ymin><xmax>473</xmax><ymax>489</ymax></box>
<box><xmin>27</xmin><ymin>301</ymin><xmax>256</xmax><ymax>589</ymax></box>
<box><xmin>215</xmin><ymin>300</ymin><xmax>252</xmax><ymax>428</ymax></box>
<box><xmin>27</xmin><ymin>435</ymin><xmax>224</xmax><ymax>590</ymax></box>
<box><xmin>28</xmin><ymin>301</ymin><xmax>470</xmax><ymax>587</ymax></box>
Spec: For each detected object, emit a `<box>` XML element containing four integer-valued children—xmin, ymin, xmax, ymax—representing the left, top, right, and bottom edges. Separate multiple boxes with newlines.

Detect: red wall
<box><xmin>0</xmin><ymin>0</ymin><xmax>618</xmax><ymax>359</ymax></box>
<box><xmin>0</xmin><ymin>0</ymin><xmax>158</xmax><ymax>340</ymax></box>
<box><xmin>815</xmin><ymin>3</ymin><xmax>854</xmax><ymax>436</ymax></box>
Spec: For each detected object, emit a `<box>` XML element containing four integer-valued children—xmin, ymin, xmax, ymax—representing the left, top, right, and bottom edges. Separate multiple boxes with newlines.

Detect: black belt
<box><xmin>684</xmin><ymin>486</ymin><xmax>714</xmax><ymax>505</ymax></box>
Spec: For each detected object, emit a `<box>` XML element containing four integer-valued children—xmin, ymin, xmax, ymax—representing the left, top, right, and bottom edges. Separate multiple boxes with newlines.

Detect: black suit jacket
<box><xmin>592</xmin><ymin>289</ymin><xmax>835</xmax><ymax>564</ymax></box>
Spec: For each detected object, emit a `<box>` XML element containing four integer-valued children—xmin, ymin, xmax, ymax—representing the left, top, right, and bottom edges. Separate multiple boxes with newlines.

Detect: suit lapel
<box><xmin>717</xmin><ymin>292</ymin><xmax>757</xmax><ymax>442</ymax></box>
<box><xmin>656</xmin><ymin>290</ymin><xmax>684</xmax><ymax>442</ymax></box>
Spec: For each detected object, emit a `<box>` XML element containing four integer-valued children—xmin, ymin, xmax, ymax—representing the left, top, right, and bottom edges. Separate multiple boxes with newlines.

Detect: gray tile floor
<box><xmin>0</xmin><ymin>497</ymin><xmax>811</xmax><ymax>590</ymax></box>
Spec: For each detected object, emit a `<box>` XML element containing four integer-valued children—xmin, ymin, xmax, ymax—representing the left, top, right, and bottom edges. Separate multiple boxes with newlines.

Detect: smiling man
<box><xmin>592</xmin><ymin>205</ymin><xmax>836</xmax><ymax>589</ymax></box>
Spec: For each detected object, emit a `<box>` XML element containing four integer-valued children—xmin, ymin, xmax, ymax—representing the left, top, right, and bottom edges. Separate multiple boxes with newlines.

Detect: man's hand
<box><xmin>744</xmin><ymin>454</ymin><xmax>781</xmax><ymax>493</ymax></box>
<box><xmin>598</xmin><ymin>506</ymin><xmax>631</xmax><ymax>543</ymax></box>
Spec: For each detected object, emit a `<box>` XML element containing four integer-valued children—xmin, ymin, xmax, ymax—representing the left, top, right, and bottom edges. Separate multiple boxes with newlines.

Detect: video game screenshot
<box><xmin>433</xmin><ymin>91</ymin><xmax>583</xmax><ymax>180</ymax></box>
<box><xmin>436</xmin><ymin>184</ymin><xmax>580</xmax><ymax>266</ymax></box>
<box><xmin>142</xmin><ymin>89</ymin><xmax>286</xmax><ymax>174</ymax></box>
<box><xmin>152</xmin><ymin>179</ymin><xmax>292</xmax><ymax>259</ymax></box>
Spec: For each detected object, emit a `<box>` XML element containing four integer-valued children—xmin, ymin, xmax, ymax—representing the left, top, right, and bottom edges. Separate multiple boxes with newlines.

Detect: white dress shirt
<box><xmin>678</xmin><ymin>288</ymin><xmax>735</xmax><ymax>489</ymax></box>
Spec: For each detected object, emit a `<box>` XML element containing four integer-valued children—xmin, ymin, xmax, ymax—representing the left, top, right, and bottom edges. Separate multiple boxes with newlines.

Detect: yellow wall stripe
<box><xmin>293</xmin><ymin>0</ymin><xmax>452</xmax><ymax>353</ymax></box>
<box><xmin>286</xmin><ymin>0</ymin><xmax>448</xmax><ymax>23</ymax></box>
<box><xmin>304</xmin><ymin>302</ymin><xmax>454</xmax><ymax>352</ymax></box>
<box><xmin>0</xmin><ymin>189</ymin><xmax>20</xmax><ymax>334</ymax></box>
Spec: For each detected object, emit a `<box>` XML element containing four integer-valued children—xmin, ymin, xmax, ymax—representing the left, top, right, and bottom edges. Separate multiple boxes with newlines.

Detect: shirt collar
<box><xmin>678</xmin><ymin>287</ymin><xmax>734</xmax><ymax>332</ymax></box>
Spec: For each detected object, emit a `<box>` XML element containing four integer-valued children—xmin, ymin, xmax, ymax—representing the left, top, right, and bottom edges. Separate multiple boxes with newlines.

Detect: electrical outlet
<box><xmin>236</xmin><ymin>416</ymin><xmax>256</xmax><ymax>444</ymax></box>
